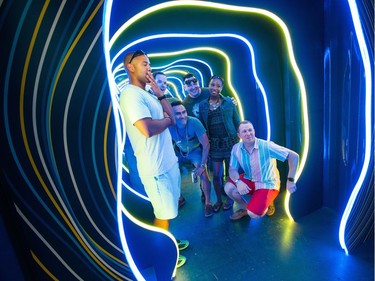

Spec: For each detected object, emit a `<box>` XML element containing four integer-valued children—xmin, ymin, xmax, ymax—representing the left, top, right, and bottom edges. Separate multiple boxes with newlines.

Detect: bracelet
<box><xmin>235</xmin><ymin>178</ymin><xmax>241</xmax><ymax>184</ymax></box>
<box><xmin>287</xmin><ymin>177</ymin><xmax>295</xmax><ymax>182</ymax></box>
<box><xmin>200</xmin><ymin>163</ymin><xmax>206</xmax><ymax>168</ymax></box>
<box><xmin>165</xmin><ymin>116</ymin><xmax>172</xmax><ymax>124</ymax></box>
<box><xmin>158</xmin><ymin>95</ymin><xmax>167</xmax><ymax>101</ymax></box>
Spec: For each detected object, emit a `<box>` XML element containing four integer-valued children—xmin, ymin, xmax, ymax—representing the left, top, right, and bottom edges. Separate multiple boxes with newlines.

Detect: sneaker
<box><xmin>176</xmin><ymin>239</ymin><xmax>189</xmax><ymax>251</ymax></box>
<box><xmin>178</xmin><ymin>196</ymin><xmax>186</xmax><ymax>208</ymax></box>
<box><xmin>205</xmin><ymin>204</ymin><xmax>214</xmax><ymax>217</ymax></box>
<box><xmin>177</xmin><ymin>255</ymin><xmax>186</xmax><ymax>268</ymax></box>
<box><xmin>266</xmin><ymin>203</ymin><xmax>275</xmax><ymax>216</ymax></box>
<box><xmin>229</xmin><ymin>209</ymin><xmax>248</xmax><ymax>221</ymax></box>
<box><xmin>223</xmin><ymin>198</ymin><xmax>234</xmax><ymax>210</ymax></box>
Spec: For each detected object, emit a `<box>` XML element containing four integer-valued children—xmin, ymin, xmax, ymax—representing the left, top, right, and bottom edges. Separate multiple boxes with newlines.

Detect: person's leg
<box><xmin>225</xmin><ymin>176</ymin><xmax>256</xmax><ymax>220</ymax></box>
<box><xmin>226</xmin><ymin>182</ymin><xmax>249</xmax><ymax>221</ymax></box>
<box><xmin>224</xmin><ymin>181</ymin><xmax>247</xmax><ymax>209</ymax></box>
<box><xmin>190</xmin><ymin>147</ymin><xmax>213</xmax><ymax>216</ymax></box>
<box><xmin>154</xmin><ymin>218</ymin><xmax>170</xmax><ymax>230</ymax></box>
<box><xmin>177</xmin><ymin>155</ymin><xmax>186</xmax><ymax>208</ymax></box>
<box><xmin>141</xmin><ymin>163</ymin><xmax>180</xmax><ymax>223</ymax></box>
<box><xmin>247</xmin><ymin>189</ymin><xmax>279</xmax><ymax>219</ymax></box>
<box><xmin>222</xmin><ymin>158</ymin><xmax>234</xmax><ymax>210</ymax></box>
<box><xmin>197</xmin><ymin>169</ymin><xmax>211</xmax><ymax>205</ymax></box>
<box><xmin>211</xmin><ymin>160</ymin><xmax>223</xmax><ymax>211</ymax></box>
<box><xmin>200</xmin><ymin>169</ymin><xmax>214</xmax><ymax>217</ymax></box>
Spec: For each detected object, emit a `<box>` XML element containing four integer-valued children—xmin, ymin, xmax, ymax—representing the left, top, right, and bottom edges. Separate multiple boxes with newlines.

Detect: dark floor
<box><xmin>1</xmin><ymin>169</ymin><xmax>373</xmax><ymax>281</ymax></box>
<box><xmin>170</xmin><ymin>169</ymin><xmax>374</xmax><ymax>281</ymax></box>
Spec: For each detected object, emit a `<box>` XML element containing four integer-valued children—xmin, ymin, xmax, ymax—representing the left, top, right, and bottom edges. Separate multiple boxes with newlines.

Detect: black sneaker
<box><xmin>178</xmin><ymin>196</ymin><xmax>186</xmax><ymax>208</ymax></box>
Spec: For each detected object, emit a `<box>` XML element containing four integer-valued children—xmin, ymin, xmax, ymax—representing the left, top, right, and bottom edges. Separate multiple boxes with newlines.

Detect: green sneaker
<box><xmin>177</xmin><ymin>255</ymin><xmax>186</xmax><ymax>268</ymax></box>
<box><xmin>176</xmin><ymin>239</ymin><xmax>189</xmax><ymax>251</ymax></box>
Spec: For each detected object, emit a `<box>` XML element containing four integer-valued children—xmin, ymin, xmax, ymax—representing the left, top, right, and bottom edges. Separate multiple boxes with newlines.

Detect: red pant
<box><xmin>228</xmin><ymin>174</ymin><xmax>279</xmax><ymax>215</ymax></box>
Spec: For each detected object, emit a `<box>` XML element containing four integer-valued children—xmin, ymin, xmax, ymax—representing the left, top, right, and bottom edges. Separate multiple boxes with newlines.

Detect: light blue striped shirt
<box><xmin>229</xmin><ymin>138</ymin><xmax>289</xmax><ymax>190</ymax></box>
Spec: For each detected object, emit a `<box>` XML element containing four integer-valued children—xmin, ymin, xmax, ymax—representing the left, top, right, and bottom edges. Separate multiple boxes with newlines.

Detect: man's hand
<box><xmin>230</xmin><ymin>97</ymin><xmax>238</xmax><ymax>106</ymax></box>
<box><xmin>286</xmin><ymin>181</ymin><xmax>297</xmax><ymax>194</ymax></box>
<box><xmin>237</xmin><ymin>180</ymin><xmax>250</xmax><ymax>195</ymax></box>
<box><xmin>146</xmin><ymin>71</ymin><xmax>164</xmax><ymax>98</ymax></box>
<box><xmin>194</xmin><ymin>166</ymin><xmax>205</xmax><ymax>177</ymax></box>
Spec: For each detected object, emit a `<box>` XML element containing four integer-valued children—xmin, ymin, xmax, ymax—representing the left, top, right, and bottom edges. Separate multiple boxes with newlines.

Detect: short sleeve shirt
<box><xmin>182</xmin><ymin>88</ymin><xmax>210</xmax><ymax>118</ymax></box>
<box><xmin>119</xmin><ymin>85</ymin><xmax>177</xmax><ymax>177</ymax></box>
<box><xmin>169</xmin><ymin>117</ymin><xmax>206</xmax><ymax>153</ymax></box>
<box><xmin>229</xmin><ymin>138</ymin><xmax>289</xmax><ymax>190</ymax></box>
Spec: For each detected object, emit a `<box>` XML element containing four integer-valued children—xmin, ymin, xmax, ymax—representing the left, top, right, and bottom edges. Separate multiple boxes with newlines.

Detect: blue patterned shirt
<box><xmin>229</xmin><ymin>138</ymin><xmax>289</xmax><ymax>190</ymax></box>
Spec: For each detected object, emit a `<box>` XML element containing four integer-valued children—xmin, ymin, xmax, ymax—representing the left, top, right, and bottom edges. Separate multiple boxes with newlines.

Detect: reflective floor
<box><xmin>0</xmin><ymin>168</ymin><xmax>373</xmax><ymax>281</ymax></box>
<box><xmin>170</xmin><ymin>168</ymin><xmax>374</xmax><ymax>281</ymax></box>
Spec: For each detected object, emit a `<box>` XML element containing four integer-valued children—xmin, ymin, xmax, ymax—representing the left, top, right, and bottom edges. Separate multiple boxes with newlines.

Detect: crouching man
<box><xmin>224</xmin><ymin>120</ymin><xmax>299</xmax><ymax>220</ymax></box>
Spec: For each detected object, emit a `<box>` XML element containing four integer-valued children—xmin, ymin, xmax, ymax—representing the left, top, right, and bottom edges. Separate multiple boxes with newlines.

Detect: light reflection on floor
<box><xmin>170</xmin><ymin>168</ymin><xmax>374</xmax><ymax>281</ymax></box>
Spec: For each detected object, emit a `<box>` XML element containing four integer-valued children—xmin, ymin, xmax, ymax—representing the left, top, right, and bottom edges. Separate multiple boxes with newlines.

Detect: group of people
<box><xmin>170</xmin><ymin>73</ymin><xmax>240</xmax><ymax>217</ymax></box>
<box><xmin>119</xmin><ymin>50</ymin><xmax>299</xmax><ymax>268</ymax></box>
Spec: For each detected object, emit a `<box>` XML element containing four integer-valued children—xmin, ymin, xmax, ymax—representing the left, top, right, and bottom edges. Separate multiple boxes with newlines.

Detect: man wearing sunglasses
<box><xmin>120</xmin><ymin>50</ymin><xmax>188</xmax><ymax>267</ymax></box>
<box><xmin>182</xmin><ymin>73</ymin><xmax>238</xmax><ymax>118</ymax></box>
<box><xmin>181</xmin><ymin>73</ymin><xmax>211</xmax><ymax>118</ymax></box>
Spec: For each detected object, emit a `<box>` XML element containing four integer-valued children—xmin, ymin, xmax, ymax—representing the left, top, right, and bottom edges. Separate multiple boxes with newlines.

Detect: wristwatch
<box><xmin>235</xmin><ymin>178</ymin><xmax>241</xmax><ymax>184</ymax></box>
<box><xmin>287</xmin><ymin>177</ymin><xmax>295</xmax><ymax>182</ymax></box>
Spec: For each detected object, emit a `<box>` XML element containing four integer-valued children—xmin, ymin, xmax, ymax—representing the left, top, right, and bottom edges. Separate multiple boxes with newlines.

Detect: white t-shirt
<box><xmin>119</xmin><ymin>85</ymin><xmax>177</xmax><ymax>177</ymax></box>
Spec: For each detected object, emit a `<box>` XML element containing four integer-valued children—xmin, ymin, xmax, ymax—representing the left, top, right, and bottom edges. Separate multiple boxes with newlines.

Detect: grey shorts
<box><xmin>177</xmin><ymin>147</ymin><xmax>202</xmax><ymax>165</ymax></box>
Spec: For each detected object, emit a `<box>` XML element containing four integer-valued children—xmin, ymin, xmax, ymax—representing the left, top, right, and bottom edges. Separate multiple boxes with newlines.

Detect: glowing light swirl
<box><xmin>103</xmin><ymin>2</ymin><xmax>309</xmax><ymax>278</ymax></box>
<box><xmin>339</xmin><ymin>0</ymin><xmax>373</xmax><ymax>255</ymax></box>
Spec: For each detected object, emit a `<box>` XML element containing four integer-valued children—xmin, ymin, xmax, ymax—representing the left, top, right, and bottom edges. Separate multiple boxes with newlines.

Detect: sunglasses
<box><xmin>128</xmin><ymin>50</ymin><xmax>146</xmax><ymax>64</ymax></box>
<box><xmin>184</xmin><ymin>78</ymin><xmax>198</xmax><ymax>85</ymax></box>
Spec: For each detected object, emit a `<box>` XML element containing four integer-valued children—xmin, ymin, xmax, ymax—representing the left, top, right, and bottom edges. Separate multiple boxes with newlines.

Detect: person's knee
<box><xmin>247</xmin><ymin>210</ymin><xmax>264</xmax><ymax>219</ymax></box>
<box><xmin>224</xmin><ymin>182</ymin><xmax>234</xmax><ymax>194</ymax></box>
<box><xmin>200</xmin><ymin>171</ymin><xmax>209</xmax><ymax>181</ymax></box>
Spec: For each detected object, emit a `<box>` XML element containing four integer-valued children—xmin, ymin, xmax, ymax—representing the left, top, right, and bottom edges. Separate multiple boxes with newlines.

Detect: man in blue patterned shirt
<box><xmin>224</xmin><ymin>120</ymin><xmax>299</xmax><ymax>220</ymax></box>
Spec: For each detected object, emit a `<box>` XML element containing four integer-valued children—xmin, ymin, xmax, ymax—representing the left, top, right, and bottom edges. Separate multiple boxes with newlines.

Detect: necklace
<box><xmin>209</xmin><ymin>98</ymin><xmax>220</xmax><ymax>110</ymax></box>
<box><xmin>175</xmin><ymin>124</ymin><xmax>190</xmax><ymax>157</ymax></box>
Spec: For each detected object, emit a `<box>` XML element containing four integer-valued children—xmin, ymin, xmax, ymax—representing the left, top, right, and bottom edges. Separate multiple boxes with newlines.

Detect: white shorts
<box><xmin>141</xmin><ymin>162</ymin><xmax>181</xmax><ymax>220</ymax></box>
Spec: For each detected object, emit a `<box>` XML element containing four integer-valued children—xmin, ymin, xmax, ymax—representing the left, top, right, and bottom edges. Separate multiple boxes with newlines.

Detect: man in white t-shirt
<box><xmin>119</xmin><ymin>50</ymin><xmax>188</xmax><ymax>266</ymax></box>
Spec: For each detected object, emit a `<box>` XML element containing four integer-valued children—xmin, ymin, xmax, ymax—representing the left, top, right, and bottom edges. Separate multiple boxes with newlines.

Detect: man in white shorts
<box><xmin>119</xmin><ymin>50</ymin><xmax>188</xmax><ymax>267</ymax></box>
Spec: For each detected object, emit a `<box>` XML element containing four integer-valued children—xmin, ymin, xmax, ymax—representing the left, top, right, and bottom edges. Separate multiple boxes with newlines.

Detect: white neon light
<box><xmin>110</xmin><ymin>37</ymin><xmax>267</xmax><ymax>137</ymax></box>
<box><xmin>103</xmin><ymin>1</ymin><xmax>145</xmax><ymax>280</ymax></box>
<box><xmin>339</xmin><ymin>0</ymin><xmax>373</xmax><ymax>255</ymax></box>
<box><xmin>103</xmin><ymin>2</ymin><xmax>310</xmax><ymax>277</ymax></box>
<box><xmin>107</xmin><ymin>2</ymin><xmax>310</xmax><ymax>178</ymax></box>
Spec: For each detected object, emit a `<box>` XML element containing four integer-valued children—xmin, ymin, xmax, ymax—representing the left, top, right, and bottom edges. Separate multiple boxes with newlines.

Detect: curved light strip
<box><xmin>112</xmin><ymin>39</ymin><xmax>267</xmax><ymax>132</ymax></box>
<box><xmin>107</xmin><ymin>1</ymin><xmax>310</xmax><ymax>167</ymax></box>
<box><xmin>103</xmin><ymin>1</ymin><xmax>138</xmax><ymax>278</ymax></box>
<box><xmin>103</xmin><ymin>4</ymin><xmax>309</xmax><ymax>275</ymax></box>
<box><xmin>114</xmin><ymin>59</ymin><xmax>208</xmax><ymax>94</ymax></box>
<box><xmin>113</xmin><ymin>57</ymin><xmax>209</xmax><ymax>94</ymax></box>
<box><xmin>19</xmin><ymin>2</ymin><xmax>124</xmax><ymax>278</ymax></box>
<box><xmin>117</xmin><ymin>188</ymin><xmax>179</xmax><ymax>280</ymax></box>
<box><xmin>112</xmin><ymin>33</ymin><xmax>305</xmax><ymax>220</ymax></box>
<box><xmin>148</xmin><ymin>58</ymin><xmax>214</xmax><ymax>76</ymax></box>
<box><xmin>339</xmin><ymin>0</ymin><xmax>373</xmax><ymax>255</ymax></box>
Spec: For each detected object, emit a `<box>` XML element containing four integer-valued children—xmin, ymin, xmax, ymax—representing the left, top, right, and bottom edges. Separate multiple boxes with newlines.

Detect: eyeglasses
<box><xmin>128</xmin><ymin>50</ymin><xmax>146</xmax><ymax>64</ymax></box>
<box><xmin>184</xmin><ymin>78</ymin><xmax>198</xmax><ymax>85</ymax></box>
